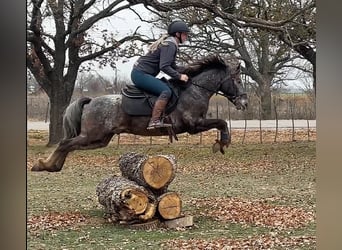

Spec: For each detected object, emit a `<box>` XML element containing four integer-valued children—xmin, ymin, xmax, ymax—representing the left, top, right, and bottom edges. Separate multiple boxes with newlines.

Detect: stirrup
<box><xmin>147</xmin><ymin>120</ymin><xmax>172</xmax><ymax>130</ymax></box>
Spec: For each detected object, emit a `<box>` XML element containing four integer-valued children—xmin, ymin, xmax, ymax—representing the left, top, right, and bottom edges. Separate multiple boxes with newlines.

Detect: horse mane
<box><xmin>182</xmin><ymin>54</ymin><xmax>237</xmax><ymax>77</ymax></box>
<box><xmin>181</xmin><ymin>54</ymin><xmax>228</xmax><ymax>77</ymax></box>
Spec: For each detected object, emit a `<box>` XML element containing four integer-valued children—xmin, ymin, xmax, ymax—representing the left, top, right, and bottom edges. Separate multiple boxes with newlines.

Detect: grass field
<box><xmin>27</xmin><ymin>130</ymin><xmax>316</xmax><ymax>249</ymax></box>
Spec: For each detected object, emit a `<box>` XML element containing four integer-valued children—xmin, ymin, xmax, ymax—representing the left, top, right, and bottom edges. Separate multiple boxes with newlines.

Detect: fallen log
<box><xmin>119</xmin><ymin>152</ymin><xmax>177</xmax><ymax>194</ymax></box>
<box><xmin>96</xmin><ymin>175</ymin><xmax>156</xmax><ymax>223</ymax></box>
<box><xmin>157</xmin><ymin>192</ymin><xmax>182</xmax><ymax>220</ymax></box>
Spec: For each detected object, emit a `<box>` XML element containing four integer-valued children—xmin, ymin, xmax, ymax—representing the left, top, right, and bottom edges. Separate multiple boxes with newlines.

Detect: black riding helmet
<box><xmin>167</xmin><ymin>20</ymin><xmax>190</xmax><ymax>35</ymax></box>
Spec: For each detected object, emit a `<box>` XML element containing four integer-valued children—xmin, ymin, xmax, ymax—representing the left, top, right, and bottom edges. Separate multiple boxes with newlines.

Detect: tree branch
<box><xmin>79</xmin><ymin>33</ymin><xmax>151</xmax><ymax>63</ymax></box>
<box><xmin>74</xmin><ymin>1</ymin><xmax>133</xmax><ymax>36</ymax></box>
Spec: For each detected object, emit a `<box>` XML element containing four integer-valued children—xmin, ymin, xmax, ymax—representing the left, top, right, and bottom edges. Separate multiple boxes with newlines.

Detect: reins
<box><xmin>189</xmin><ymin>77</ymin><xmax>237</xmax><ymax>100</ymax></box>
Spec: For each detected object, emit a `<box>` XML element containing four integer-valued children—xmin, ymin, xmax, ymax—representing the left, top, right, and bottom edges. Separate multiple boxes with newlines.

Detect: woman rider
<box><xmin>131</xmin><ymin>20</ymin><xmax>190</xmax><ymax>130</ymax></box>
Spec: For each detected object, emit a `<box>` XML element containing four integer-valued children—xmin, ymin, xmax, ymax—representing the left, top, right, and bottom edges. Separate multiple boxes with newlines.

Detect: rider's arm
<box><xmin>159</xmin><ymin>42</ymin><xmax>181</xmax><ymax>79</ymax></box>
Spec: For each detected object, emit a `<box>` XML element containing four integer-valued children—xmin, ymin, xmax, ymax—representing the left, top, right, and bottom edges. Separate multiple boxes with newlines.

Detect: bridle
<box><xmin>190</xmin><ymin>74</ymin><xmax>241</xmax><ymax>103</ymax></box>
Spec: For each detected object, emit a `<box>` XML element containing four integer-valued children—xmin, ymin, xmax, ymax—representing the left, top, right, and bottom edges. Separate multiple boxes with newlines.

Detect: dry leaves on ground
<box><xmin>27</xmin><ymin>211</ymin><xmax>89</xmax><ymax>233</ymax></box>
<box><xmin>191</xmin><ymin>197</ymin><xmax>315</xmax><ymax>230</ymax></box>
<box><xmin>163</xmin><ymin>235</ymin><xmax>315</xmax><ymax>249</ymax></box>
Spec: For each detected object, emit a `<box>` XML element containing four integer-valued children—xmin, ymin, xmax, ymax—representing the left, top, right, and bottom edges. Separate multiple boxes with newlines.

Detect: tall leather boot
<box><xmin>147</xmin><ymin>98</ymin><xmax>172</xmax><ymax>130</ymax></box>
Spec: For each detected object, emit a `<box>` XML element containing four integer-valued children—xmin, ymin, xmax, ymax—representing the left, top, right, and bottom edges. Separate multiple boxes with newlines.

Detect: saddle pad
<box><xmin>121</xmin><ymin>85</ymin><xmax>179</xmax><ymax>116</ymax></box>
<box><xmin>121</xmin><ymin>93</ymin><xmax>156</xmax><ymax>116</ymax></box>
<box><xmin>122</xmin><ymin>85</ymin><xmax>146</xmax><ymax>98</ymax></box>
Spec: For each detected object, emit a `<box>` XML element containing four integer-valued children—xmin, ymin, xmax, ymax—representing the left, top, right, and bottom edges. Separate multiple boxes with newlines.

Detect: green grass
<box><xmin>27</xmin><ymin>138</ymin><xmax>316</xmax><ymax>249</ymax></box>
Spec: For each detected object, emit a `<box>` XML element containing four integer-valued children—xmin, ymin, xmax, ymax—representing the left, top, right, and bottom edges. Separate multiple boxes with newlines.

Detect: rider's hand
<box><xmin>180</xmin><ymin>74</ymin><xmax>189</xmax><ymax>82</ymax></box>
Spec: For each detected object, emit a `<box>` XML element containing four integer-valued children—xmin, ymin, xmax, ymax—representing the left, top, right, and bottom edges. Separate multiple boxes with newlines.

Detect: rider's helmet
<box><xmin>167</xmin><ymin>20</ymin><xmax>190</xmax><ymax>35</ymax></box>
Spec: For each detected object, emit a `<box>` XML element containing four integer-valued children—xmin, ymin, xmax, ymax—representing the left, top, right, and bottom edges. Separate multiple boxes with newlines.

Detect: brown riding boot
<box><xmin>147</xmin><ymin>99</ymin><xmax>172</xmax><ymax>129</ymax></box>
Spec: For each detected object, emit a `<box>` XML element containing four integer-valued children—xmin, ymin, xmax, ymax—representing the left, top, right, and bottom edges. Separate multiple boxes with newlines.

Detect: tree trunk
<box><xmin>96</xmin><ymin>175</ymin><xmax>157</xmax><ymax>223</ymax></box>
<box><xmin>260</xmin><ymin>81</ymin><xmax>272</xmax><ymax>120</ymax></box>
<box><xmin>119</xmin><ymin>152</ymin><xmax>177</xmax><ymax>195</ymax></box>
<box><xmin>47</xmin><ymin>81</ymin><xmax>74</xmax><ymax>146</ymax></box>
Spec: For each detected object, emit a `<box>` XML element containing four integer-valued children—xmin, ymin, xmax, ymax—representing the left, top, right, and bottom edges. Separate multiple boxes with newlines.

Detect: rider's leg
<box><xmin>131</xmin><ymin>69</ymin><xmax>172</xmax><ymax>129</ymax></box>
<box><xmin>147</xmin><ymin>92</ymin><xmax>172</xmax><ymax>129</ymax></box>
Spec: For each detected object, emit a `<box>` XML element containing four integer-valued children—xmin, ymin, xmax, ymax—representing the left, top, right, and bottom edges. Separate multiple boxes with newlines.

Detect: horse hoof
<box><xmin>212</xmin><ymin>142</ymin><xmax>221</xmax><ymax>153</ymax></box>
<box><xmin>31</xmin><ymin>165</ymin><xmax>61</xmax><ymax>172</ymax></box>
<box><xmin>212</xmin><ymin>140</ymin><xmax>229</xmax><ymax>154</ymax></box>
<box><xmin>219</xmin><ymin>147</ymin><xmax>225</xmax><ymax>154</ymax></box>
<box><xmin>31</xmin><ymin>164</ymin><xmax>44</xmax><ymax>171</ymax></box>
<box><xmin>46</xmin><ymin>167</ymin><xmax>62</xmax><ymax>172</ymax></box>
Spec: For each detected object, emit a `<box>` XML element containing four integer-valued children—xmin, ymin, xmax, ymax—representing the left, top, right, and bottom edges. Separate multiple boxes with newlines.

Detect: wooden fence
<box><xmin>27</xmin><ymin>92</ymin><xmax>316</xmax><ymax>144</ymax></box>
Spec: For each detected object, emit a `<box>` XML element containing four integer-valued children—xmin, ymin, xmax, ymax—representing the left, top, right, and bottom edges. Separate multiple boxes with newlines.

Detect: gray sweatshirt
<box><xmin>133</xmin><ymin>37</ymin><xmax>181</xmax><ymax>79</ymax></box>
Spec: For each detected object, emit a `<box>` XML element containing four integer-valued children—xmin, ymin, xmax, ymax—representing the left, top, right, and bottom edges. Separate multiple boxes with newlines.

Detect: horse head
<box><xmin>220</xmin><ymin>60</ymin><xmax>248</xmax><ymax>111</ymax></box>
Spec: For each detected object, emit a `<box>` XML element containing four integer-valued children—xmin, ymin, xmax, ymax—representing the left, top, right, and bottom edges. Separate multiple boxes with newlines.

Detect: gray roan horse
<box><xmin>32</xmin><ymin>54</ymin><xmax>248</xmax><ymax>172</ymax></box>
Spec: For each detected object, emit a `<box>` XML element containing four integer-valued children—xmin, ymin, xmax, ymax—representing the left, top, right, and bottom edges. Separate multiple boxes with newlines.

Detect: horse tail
<box><xmin>62</xmin><ymin>97</ymin><xmax>92</xmax><ymax>139</ymax></box>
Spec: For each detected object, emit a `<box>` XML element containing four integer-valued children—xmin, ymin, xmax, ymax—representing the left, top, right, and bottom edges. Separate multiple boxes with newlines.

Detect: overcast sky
<box><xmin>94</xmin><ymin>5</ymin><xmax>154</xmax><ymax>81</ymax></box>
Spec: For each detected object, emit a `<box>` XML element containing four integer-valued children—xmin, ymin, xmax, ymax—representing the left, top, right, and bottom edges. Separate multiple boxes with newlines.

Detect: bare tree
<box><xmin>150</xmin><ymin>6</ymin><xmax>303</xmax><ymax>119</ymax></box>
<box><xmin>27</xmin><ymin>0</ymin><xmax>315</xmax><ymax>144</ymax></box>
<box><xmin>129</xmin><ymin>0</ymin><xmax>316</xmax><ymax>93</ymax></box>
<box><xmin>26</xmin><ymin>0</ymin><xmax>150</xmax><ymax>145</ymax></box>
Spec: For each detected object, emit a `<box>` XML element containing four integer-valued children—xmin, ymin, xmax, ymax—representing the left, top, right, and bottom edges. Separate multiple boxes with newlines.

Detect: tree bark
<box><xmin>48</xmin><ymin>90</ymin><xmax>71</xmax><ymax>145</ymax></box>
<box><xmin>119</xmin><ymin>152</ymin><xmax>177</xmax><ymax>195</ymax></box>
<box><xmin>96</xmin><ymin>175</ymin><xmax>157</xmax><ymax>223</ymax></box>
<box><xmin>260</xmin><ymin>83</ymin><xmax>272</xmax><ymax>120</ymax></box>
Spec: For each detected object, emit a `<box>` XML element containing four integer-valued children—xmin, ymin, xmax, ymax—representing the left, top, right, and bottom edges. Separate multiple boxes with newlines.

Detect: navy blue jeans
<box><xmin>131</xmin><ymin>68</ymin><xmax>171</xmax><ymax>99</ymax></box>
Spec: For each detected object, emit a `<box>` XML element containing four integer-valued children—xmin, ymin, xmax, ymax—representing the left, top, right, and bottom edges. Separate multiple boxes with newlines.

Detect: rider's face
<box><xmin>180</xmin><ymin>32</ymin><xmax>188</xmax><ymax>42</ymax></box>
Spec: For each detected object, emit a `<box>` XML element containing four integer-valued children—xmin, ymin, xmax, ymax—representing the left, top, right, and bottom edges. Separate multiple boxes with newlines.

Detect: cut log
<box><xmin>96</xmin><ymin>175</ymin><xmax>156</xmax><ymax>223</ymax></box>
<box><xmin>157</xmin><ymin>192</ymin><xmax>182</xmax><ymax>220</ymax></box>
<box><xmin>163</xmin><ymin>215</ymin><xmax>194</xmax><ymax>229</ymax></box>
<box><xmin>119</xmin><ymin>152</ymin><xmax>177</xmax><ymax>194</ymax></box>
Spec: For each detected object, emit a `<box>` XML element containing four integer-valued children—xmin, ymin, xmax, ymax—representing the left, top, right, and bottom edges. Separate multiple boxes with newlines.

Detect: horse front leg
<box><xmin>191</xmin><ymin>119</ymin><xmax>230</xmax><ymax>154</ymax></box>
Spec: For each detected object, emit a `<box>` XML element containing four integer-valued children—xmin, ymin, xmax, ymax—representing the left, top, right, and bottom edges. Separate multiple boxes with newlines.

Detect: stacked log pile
<box><xmin>96</xmin><ymin>152</ymin><xmax>192</xmax><ymax>229</ymax></box>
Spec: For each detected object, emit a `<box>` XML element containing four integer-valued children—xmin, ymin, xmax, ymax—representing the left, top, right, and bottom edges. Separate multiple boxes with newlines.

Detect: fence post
<box><xmin>227</xmin><ymin>102</ymin><xmax>232</xmax><ymax>136</ymax></box>
<box><xmin>290</xmin><ymin>93</ymin><xmax>295</xmax><ymax>141</ymax></box>
<box><xmin>307</xmin><ymin>119</ymin><xmax>310</xmax><ymax>142</ymax></box>
<box><xmin>242</xmin><ymin>113</ymin><xmax>247</xmax><ymax>144</ymax></box>
<box><xmin>216</xmin><ymin>102</ymin><xmax>219</xmax><ymax>141</ymax></box>
<box><xmin>273</xmin><ymin>96</ymin><xmax>278</xmax><ymax>142</ymax></box>
<box><xmin>258</xmin><ymin>99</ymin><xmax>262</xmax><ymax>144</ymax></box>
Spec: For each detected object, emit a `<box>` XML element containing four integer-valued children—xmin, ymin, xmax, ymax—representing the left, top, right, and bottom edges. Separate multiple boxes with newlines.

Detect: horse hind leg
<box><xmin>31</xmin><ymin>140</ymin><xmax>73</xmax><ymax>172</ymax></box>
<box><xmin>31</xmin><ymin>133</ymin><xmax>114</xmax><ymax>172</ymax></box>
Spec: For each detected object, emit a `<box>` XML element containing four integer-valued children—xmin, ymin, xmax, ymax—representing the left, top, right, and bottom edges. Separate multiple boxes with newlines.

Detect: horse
<box><xmin>31</xmin><ymin>54</ymin><xmax>248</xmax><ymax>172</ymax></box>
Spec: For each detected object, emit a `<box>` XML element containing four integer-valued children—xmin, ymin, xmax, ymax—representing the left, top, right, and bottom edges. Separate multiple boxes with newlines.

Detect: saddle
<box><xmin>121</xmin><ymin>78</ymin><xmax>181</xmax><ymax>116</ymax></box>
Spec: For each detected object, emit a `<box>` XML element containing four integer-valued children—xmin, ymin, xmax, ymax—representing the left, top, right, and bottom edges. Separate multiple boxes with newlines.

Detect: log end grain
<box><xmin>142</xmin><ymin>156</ymin><xmax>174</xmax><ymax>189</ymax></box>
<box><xmin>158</xmin><ymin>192</ymin><xmax>182</xmax><ymax>220</ymax></box>
<box><xmin>121</xmin><ymin>188</ymin><xmax>149</xmax><ymax>215</ymax></box>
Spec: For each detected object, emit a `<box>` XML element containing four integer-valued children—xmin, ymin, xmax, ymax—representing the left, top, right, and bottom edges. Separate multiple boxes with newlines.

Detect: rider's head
<box><xmin>168</xmin><ymin>20</ymin><xmax>190</xmax><ymax>44</ymax></box>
